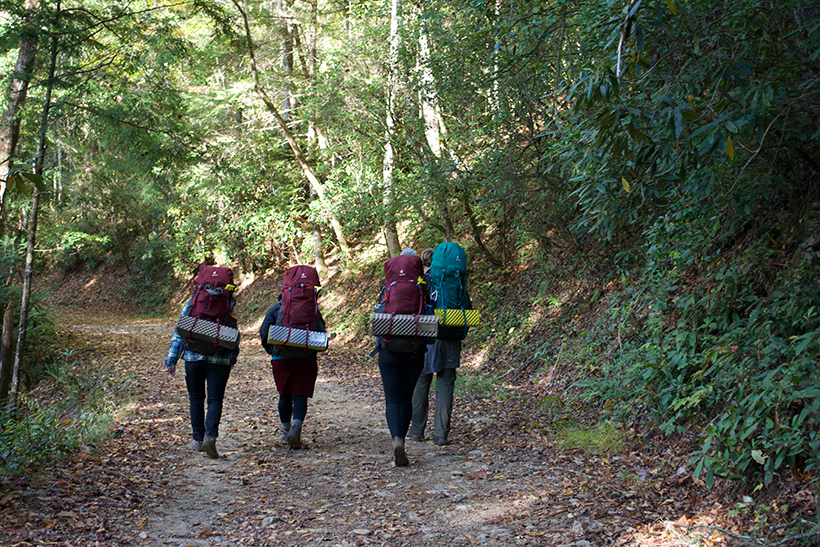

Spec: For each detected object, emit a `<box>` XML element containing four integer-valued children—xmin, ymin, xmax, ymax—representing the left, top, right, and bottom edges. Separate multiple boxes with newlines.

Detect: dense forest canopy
<box><xmin>1</xmin><ymin>0</ymin><xmax>819</xmax><ymax>494</ymax></box>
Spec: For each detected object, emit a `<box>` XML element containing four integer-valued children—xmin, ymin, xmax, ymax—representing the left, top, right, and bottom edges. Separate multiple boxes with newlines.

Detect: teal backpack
<box><xmin>429</xmin><ymin>242</ymin><xmax>472</xmax><ymax>339</ymax></box>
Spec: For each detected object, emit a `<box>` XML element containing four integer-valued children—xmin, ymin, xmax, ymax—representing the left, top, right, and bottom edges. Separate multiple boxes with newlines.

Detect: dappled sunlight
<box><xmin>464</xmin><ymin>346</ymin><xmax>489</xmax><ymax>369</ymax></box>
<box><xmin>442</xmin><ymin>496</ymin><xmax>520</xmax><ymax>528</ymax></box>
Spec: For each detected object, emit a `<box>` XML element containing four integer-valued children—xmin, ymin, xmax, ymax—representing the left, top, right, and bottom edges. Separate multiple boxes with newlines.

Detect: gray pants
<box><xmin>409</xmin><ymin>368</ymin><xmax>457</xmax><ymax>441</ymax></box>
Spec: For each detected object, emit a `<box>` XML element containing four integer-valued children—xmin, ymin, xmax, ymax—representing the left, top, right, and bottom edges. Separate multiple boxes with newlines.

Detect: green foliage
<box><xmin>575</xmin><ymin>231</ymin><xmax>820</xmax><ymax>487</ymax></box>
<box><xmin>556</xmin><ymin>0</ymin><xmax>820</xmax><ymax>245</ymax></box>
<box><xmin>455</xmin><ymin>371</ymin><xmax>511</xmax><ymax>400</ymax></box>
<box><xmin>0</xmin><ymin>237</ymin><xmax>56</xmax><ymax>369</ymax></box>
<box><xmin>539</xmin><ymin>0</ymin><xmax>820</xmax><ymax>488</ymax></box>
<box><xmin>555</xmin><ymin>421</ymin><xmax>628</xmax><ymax>456</ymax></box>
<box><xmin>0</xmin><ymin>350</ymin><xmax>130</xmax><ymax>476</ymax></box>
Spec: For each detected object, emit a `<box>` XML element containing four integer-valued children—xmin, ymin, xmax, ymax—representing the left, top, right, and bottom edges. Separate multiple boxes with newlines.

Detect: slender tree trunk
<box><xmin>417</xmin><ymin>11</ymin><xmax>456</xmax><ymax>241</ymax></box>
<box><xmin>10</xmin><ymin>3</ymin><xmax>59</xmax><ymax>410</ymax></box>
<box><xmin>305</xmin><ymin>0</ymin><xmax>327</xmax><ymax>276</ymax></box>
<box><xmin>347</xmin><ymin>0</ymin><xmax>352</xmax><ymax>41</ymax></box>
<box><xmin>304</xmin><ymin>0</ymin><xmax>329</xmax><ymax>153</ymax></box>
<box><xmin>230</xmin><ymin>0</ymin><xmax>351</xmax><ymax>257</ymax></box>
<box><xmin>617</xmin><ymin>0</ymin><xmax>640</xmax><ymax>78</ymax></box>
<box><xmin>381</xmin><ymin>0</ymin><xmax>402</xmax><ymax>257</ymax></box>
<box><xmin>310</xmin><ymin>186</ymin><xmax>328</xmax><ymax>277</ymax></box>
<box><xmin>490</xmin><ymin>0</ymin><xmax>501</xmax><ymax>119</ymax></box>
<box><xmin>0</xmin><ymin>302</ymin><xmax>13</xmax><ymax>402</ymax></box>
<box><xmin>554</xmin><ymin>5</ymin><xmax>567</xmax><ymax>111</ymax></box>
<box><xmin>275</xmin><ymin>0</ymin><xmax>295</xmax><ymax>123</ymax></box>
<box><xmin>0</xmin><ymin>0</ymin><xmax>41</xmax><ymax>235</ymax></box>
<box><xmin>461</xmin><ymin>190</ymin><xmax>502</xmax><ymax>267</ymax></box>
<box><xmin>418</xmin><ymin>22</ymin><xmax>439</xmax><ymax>158</ymax></box>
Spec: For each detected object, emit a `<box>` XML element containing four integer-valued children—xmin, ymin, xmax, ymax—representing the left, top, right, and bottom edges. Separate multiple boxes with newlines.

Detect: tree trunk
<box><xmin>275</xmin><ymin>0</ymin><xmax>295</xmax><ymax>124</ymax></box>
<box><xmin>461</xmin><ymin>190</ymin><xmax>502</xmax><ymax>267</ymax></box>
<box><xmin>0</xmin><ymin>302</ymin><xmax>13</xmax><ymax>402</ymax></box>
<box><xmin>10</xmin><ymin>3</ymin><xmax>59</xmax><ymax>411</ymax></box>
<box><xmin>305</xmin><ymin>2</ymin><xmax>327</xmax><ymax>277</ymax></box>
<box><xmin>0</xmin><ymin>0</ymin><xmax>41</xmax><ymax>235</ymax></box>
<box><xmin>435</xmin><ymin>198</ymin><xmax>456</xmax><ymax>241</ymax></box>
<box><xmin>381</xmin><ymin>0</ymin><xmax>402</xmax><ymax>257</ymax></box>
<box><xmin>490</xmin><ymin>0</ymin><xmax>501</xmax><ymax>119</ymax></box>
<box><xmin>311</xmin><ymin>187</ymin><xmax>328</xmax><ymax>277</ymax></box>
<box><xmin>304</xmin><ymin>0</ymin><xmax>325</xmax><ymax>151</ymax></box>
<box><xmin>417</xmin><ymin>8</ymin><xmax>457</xmax><ymax>242</ymax></box>
<box><xmin>230</xmin><ymin>0</ymin><xmax>351</xmax><ymax>257</ymax></box>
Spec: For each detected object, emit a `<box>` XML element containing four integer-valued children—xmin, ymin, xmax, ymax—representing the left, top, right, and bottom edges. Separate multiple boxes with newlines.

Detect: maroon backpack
<box><xmin>183</xmin><ymin>266</ymin><xmax>237</xmax><ymax>355</ymax></box>
<box><xmin>280</xmin><ymin>265</ymin><xmax>320</xmax><ymax>330</ymax></box>
<box><xmin>383</xmin><ymin>255</ymin><xmax>426</xmax><ymax>315</ymax></box>
<box><xmin>190</xmin><ymin>266</ymin><xmax>234</xmax><ymax>323</ymax></box>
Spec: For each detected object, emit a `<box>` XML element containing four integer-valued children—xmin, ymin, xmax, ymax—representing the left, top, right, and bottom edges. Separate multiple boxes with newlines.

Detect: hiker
<box><xmin>165</xmin><ymin>266</ymin><xmax>240</xmax><ymax>460</ymax></box>
<box><xmin>421</xmin><ymin>248</ymin><xmax>434</xmax><ymax>275</ymax></box>
<box><xmin>409</xmin><ymin>242</ymin><xmax>473</xmax><ymax>446</ymax></box>
<box><xmin>259</xmin><ymin>265</ymin><xmax>326</xmax><ymax>449</ymax></box>
<box><xmin>372</xmin><ymin>248</ymin><xmax>430</xmax><ymax>466</ymax></box>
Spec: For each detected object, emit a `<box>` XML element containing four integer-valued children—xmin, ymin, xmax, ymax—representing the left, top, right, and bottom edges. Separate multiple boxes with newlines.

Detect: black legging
<box><xmin>278</xmin><ymin>393</ymin><xmax>308</xmax><ymax>424</ymax></box>
<box><xmin>378</xmin><ymin>349</ymin><xmax>424</xmax><ymax>439</ymax></box>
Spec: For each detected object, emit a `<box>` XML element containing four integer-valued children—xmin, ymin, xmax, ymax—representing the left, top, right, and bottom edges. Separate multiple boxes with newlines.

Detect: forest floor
<box><xmin>0</xmin><ymin>265</ymin><xmax>816</xmax><ymax>547</ymax></box>
<box><xmin>3</xmin><ymin>309</ymin><xmax>810</xmax><ymax>547</ymax></box>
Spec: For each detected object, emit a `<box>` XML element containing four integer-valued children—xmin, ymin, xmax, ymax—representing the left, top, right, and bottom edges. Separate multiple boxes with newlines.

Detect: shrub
<box><xmin>0</xmin><ymin>350</ymin><xmax>131</xmax><ymax>476</ymax></box>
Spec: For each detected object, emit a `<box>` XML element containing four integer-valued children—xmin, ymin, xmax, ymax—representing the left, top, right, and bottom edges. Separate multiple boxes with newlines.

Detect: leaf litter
<box><xmin>0</xmin><ymin>304</ymin><xmax>816</xmax><ymax>547</ymax></box>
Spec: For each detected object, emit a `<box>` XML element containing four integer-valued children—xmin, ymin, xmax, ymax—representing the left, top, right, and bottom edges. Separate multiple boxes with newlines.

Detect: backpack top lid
<box><xmin>430</xmin><ymin>242</ymin><xmax>468</xmax><ymax>310</ymax></box>
<box><xmin>190</xmin><ymin>266</ymin><xmax>234</xmax><ymax>322</ymax></box>
<box><xmin>430</xmin><ymin>242</ymin><xmax>466</xmax><ymax>277</ymax></box>
<box><xmin>282</xmin><ymin>264</ymin><xmax>321</xmax><ymax>289</ymax></box>
<box><xmin>383</xmin><ymin>254</ymin><xmax>426</xmax><ymax>315</ymax></box>
<box><xmin>195</xmin><ymin>265</ymin><xmax>234</xmax><ymax>289</ymax></box>
<box><xmin>384</xmin><ymin>254</ymin><xmax>424</xmax><ymax>285</ymax></box>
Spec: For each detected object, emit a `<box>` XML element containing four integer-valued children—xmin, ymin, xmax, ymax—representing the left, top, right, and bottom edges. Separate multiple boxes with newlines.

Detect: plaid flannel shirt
<box><xmin>165</xmin><ymin>300</ymin><xmax>239</xmax><ymax>369</ymax></box>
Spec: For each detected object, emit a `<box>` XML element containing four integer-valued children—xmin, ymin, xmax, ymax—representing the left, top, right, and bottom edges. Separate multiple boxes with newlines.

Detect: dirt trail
<box><xmin>114</xmin><ymin>314</ymin><xmax>543</xmax><ymax>546</ymax></box>
<box><xmin>0</xmin><ymin>311</ymin><xmax>699</xmax><ymax>547</ymax></box>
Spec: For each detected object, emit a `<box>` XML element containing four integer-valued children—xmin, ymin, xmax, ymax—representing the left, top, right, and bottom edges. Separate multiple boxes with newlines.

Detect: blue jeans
<box><xmin>378</xmin><ymin>350</ymin><xmax>424</xmax><ymax>440</ymax></box>
<box><xmin>185</xmin><ymin>360</ymin><xmax>232</xmax><ymax>441</ymax></box>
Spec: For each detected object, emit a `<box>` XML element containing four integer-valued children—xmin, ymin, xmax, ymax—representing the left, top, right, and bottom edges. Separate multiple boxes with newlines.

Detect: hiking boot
<box><xmin>280</xmin><ymin>422</ymin><xmax>291</xmax><ymax>443</ymax></box>
<box><xmin>407</xmin><ymin>431</ymin><xmax>426</xmax><ymax>442</ymax></box>
<box><xmin>202</xmin><ymin>436</ymin><xmax>219</xmax><ymax>459</ymax></box>
<box><xmin>191</xmin><ymin>440</ymin><xmax>204</xmax><ymax>452</ymax></box>
<box><xmin>393</xmin><ymin>437</ymin><xmax>409</xmax><ymax>467</ymax></box>
<box><xmin>287</xmin><ymin>421</ymin><xmax>303</xmax><ymax>449</ymax></box>
<box><xmin>433</xmin><ymin>436</ymin><xmax>449</xmax><ymax>446</ymax></box>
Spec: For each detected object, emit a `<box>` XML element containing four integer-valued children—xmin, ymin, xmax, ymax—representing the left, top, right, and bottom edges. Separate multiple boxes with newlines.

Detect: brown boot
<box><xmin>393</xmin><ymin>437</ymin><xmax>409</xmax><ymax>467</ymax></box>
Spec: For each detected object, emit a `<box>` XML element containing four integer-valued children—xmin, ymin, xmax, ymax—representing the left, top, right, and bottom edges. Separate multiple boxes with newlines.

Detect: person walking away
<box><xmin>372</xmin><ymin>248</ymin><xmax>431</xmax><ymax>466</ymax></box>
<box><xmin>409</xmin><ymin>242</ymin><xmax>472</xmax><ymax>446</ymax></box>
<box><xmin>165</xmin><ymin>265</ymin><xmax>240</xmax><ymax>459</ymax></box>
<box><xmin>259</xmin><ymin>265</ymin><xmax>326</xmax><ymax>449</ymax></box>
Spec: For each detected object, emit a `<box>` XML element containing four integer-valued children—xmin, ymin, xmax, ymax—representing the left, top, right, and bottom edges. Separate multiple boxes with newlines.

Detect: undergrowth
<box><xmin>571</xmin><ymin>223</ymin><xmax>820</xmax><ymax>490</ymax></box>
<box><xmin>554</xmin><ymin>421</ymin><xmax>629</xmax><ymax>456</ymax></box>
<box><xmin>0</xmin><ymin>349</ymin><xmax>133</xmax><ymax>477</ymax></box>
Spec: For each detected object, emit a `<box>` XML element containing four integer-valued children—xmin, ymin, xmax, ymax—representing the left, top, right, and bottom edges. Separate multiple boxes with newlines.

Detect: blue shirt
<box><xmin>165</xmin><ymin>301</ymin><xmax>239</xmax><ymax>369</ymax></box>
